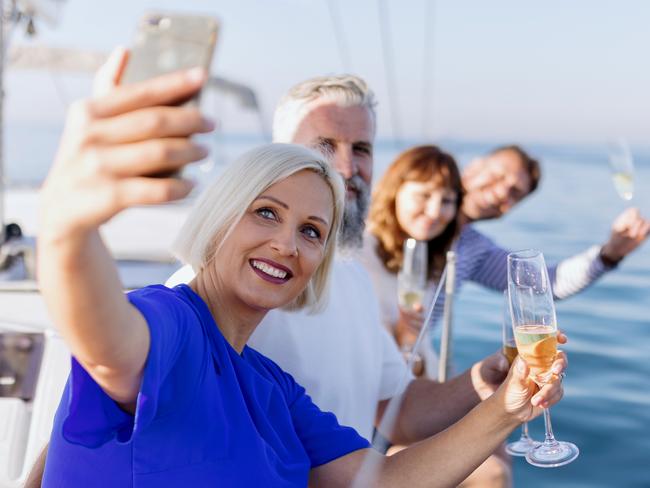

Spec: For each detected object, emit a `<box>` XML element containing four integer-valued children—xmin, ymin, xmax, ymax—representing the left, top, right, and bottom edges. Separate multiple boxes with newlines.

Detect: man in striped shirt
<box><xmin>455</xmin><ymin>144</ymin><xmax>649</xmax><ymax>299</ymax></box>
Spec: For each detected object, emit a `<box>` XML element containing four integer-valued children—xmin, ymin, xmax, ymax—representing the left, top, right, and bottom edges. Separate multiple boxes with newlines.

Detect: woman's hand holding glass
<box><xmin>494</xmin><ymin>355</ymin><xmax>564</xmax><ymax>423</ymax></box>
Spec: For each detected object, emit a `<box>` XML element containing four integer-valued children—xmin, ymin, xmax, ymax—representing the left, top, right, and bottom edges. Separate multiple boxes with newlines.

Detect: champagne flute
<box><xmin>507</xmin><ymin>249</ymin><xmax>579</xmax><ymax>468</ymax></box>
<box><xmin>397</xmin><ymin>239</ymin><xmax>427</xmax><ymax>373</ymax></box>
<box><xmin>608</xmin><ymin>139</ymin><xmax>635</xmax><ymax>201</ymax></box>
<box><xmin>501</xmin><ymin>291</ymin><xmax>540</xmax><ymax>457</ymax></box>
<box><xmin>397</xmin><ymin>238</ymin><xmax>427</xmax><ymax>312</ymax></box>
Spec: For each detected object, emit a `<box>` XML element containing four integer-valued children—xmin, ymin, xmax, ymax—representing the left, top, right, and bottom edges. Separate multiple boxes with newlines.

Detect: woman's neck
<box><xmin>189</xmin><ymin>268</ymin><xmax>266</xmax><ymax>354</ymax></box>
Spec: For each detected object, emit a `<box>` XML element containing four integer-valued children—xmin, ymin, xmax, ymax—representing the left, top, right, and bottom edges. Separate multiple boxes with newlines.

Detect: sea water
<box><xmin>441</xmin><ymin>144</ymin><xmax>650</xmax><ymax>488</ymax></box>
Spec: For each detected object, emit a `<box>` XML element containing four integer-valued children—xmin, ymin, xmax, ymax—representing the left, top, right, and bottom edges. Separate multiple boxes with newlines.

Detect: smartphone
<box><xmin>121</xmin><ymin>12</ymin><xmax>219</xmax><ymax>106</ymax></box>
<box><xmin>121</xmin><ymin>12</ymin><xmax>218</xmax><ymax>177</ymax></box>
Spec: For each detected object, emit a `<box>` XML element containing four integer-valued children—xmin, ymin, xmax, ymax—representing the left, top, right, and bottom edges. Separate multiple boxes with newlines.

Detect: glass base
<box><xmin>505</xmin><ymin>437</ymin><xmax>541</xmax><ymax>457</ymax></box>
<box><xmin>525</xmin><ymin>440</ymin><xmax>579</xmax><ymax>468</ymax></box>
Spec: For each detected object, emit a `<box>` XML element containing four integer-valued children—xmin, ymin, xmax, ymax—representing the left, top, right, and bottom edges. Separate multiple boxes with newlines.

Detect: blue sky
<box><xmin>6</xmin><ymin>0</ymin><xmax>650</xmax><ymax>145</ymax></box>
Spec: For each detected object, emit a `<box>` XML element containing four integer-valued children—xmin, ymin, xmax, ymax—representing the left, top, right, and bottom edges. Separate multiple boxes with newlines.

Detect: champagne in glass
<box><xmin>502</xmin><ymin>291</ymin><xmax>540</xmax><ymax>457</ymax></box>
<box><xmin>502</xmin><ymin>343</ymin><xmax>518</xmax><ymax>365</ymax></box>
<box><xmin>508</xmin><ymin>249</ymin><xmax>579</xmax><ymax>468</ymax></box>
<box><xmin>513</xmin><ymin>325</ymin><xmax>557</xmax><ymax>384</ymax></box>
<box><xmin>397</xmin><ymin>239</ymin><xmax>427</xmax><ymax>313</ymax></box>
<box><xmin>608</xmin><ymin>139</ymin><xmax>635</xmax><ymax>201</ymax></box>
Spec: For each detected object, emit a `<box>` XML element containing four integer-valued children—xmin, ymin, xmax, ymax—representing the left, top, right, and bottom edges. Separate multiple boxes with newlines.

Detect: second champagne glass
<box><xmin>508</xmin><ymin>249</ymin><xmax>579</xmax><ymax>468</ymax></box>
<box><xmin>397</xmin><ymin>238</ymin><xmax>427</xmax><ymax>312</ymax></box>
<box><xmin>501</xmin><ymin>291</ymin><xmax>540</xmax><ymax>456</ymax></box>
<box><xmin>397</xmin><ymin>238</ymin><xmax>427</xmax><ymax>374</ymax></box>
<box><xmin>608</xmin><ymin>139</ymin><xmax>635</xmax><ymax>201</ymax></box>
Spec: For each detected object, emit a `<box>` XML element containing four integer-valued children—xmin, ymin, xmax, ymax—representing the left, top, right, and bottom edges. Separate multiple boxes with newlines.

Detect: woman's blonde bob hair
<box><xmin>172</xmin><ymin>143</ymin><xmax>345</xmax><ymax>313</ymax></box>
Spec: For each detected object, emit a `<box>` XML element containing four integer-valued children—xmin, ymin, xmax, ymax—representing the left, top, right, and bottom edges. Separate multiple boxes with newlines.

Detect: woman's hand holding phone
<box><xmin>40</xmin><ymin>51</ymin><xmax>214</xmax><ymax>240</ymax></box>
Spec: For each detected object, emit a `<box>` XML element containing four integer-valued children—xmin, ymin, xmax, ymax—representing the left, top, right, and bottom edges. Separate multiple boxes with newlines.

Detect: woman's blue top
<box><xmin>42</xmin><ymin>284</ymin><xmax>369</xmax><ymax>487</ymax></box>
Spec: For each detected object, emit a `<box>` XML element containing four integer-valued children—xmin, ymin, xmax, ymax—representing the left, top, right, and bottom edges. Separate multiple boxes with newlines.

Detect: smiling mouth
<box><xmin>250</xmin><ymin>259</ymin><xmax>293</xmax><ymax>283</ymax></box>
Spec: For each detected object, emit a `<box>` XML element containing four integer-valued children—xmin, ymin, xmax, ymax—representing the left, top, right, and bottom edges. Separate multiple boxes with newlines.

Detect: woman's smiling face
<box><xmin>212</xmin><ymin>169</ymin><xmax>334</xmax><ymax>312</ymax></box>
<box><xmin>395</xmin><ymin>179</ymin><xmax>458</xmax><ymax>241</ymax></box>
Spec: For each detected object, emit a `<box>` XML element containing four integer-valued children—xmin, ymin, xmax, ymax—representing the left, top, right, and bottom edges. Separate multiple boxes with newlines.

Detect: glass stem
<box><xmin>520</xmin><ymin>421</ymin><xmax>531</xmax><ymax>440</ymax></box>
<box><xmin>542</xmin><ymin>408</ymin><xmax>557</xmax><ymax>445</ymax></box>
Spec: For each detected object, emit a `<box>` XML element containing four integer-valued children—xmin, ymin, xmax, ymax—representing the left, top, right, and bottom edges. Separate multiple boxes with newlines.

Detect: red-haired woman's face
<box><xmin>395</xmin><ymin>179</ymin><xmax>458</xmax><ymax>241</ymax></box>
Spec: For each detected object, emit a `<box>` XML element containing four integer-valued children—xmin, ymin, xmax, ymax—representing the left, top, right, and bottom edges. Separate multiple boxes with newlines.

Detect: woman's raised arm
<box><xmin>37</xmin><ymin>51</ymin><xmax>213</xmax><ymax>409</ymax></box>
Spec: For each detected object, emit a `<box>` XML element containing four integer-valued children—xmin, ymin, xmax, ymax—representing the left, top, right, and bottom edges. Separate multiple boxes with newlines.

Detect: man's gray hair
<box><xmin>272</xmin><ymin>74</ymin><xmax>377</xmax><ymax>143</ymax></box>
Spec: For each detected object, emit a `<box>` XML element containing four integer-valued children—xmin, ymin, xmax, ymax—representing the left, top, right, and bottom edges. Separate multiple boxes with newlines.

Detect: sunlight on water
<box><xmin>446</xmin><ymin>150</ymin><xmax>650</xmax><ymax>487</ymax></box>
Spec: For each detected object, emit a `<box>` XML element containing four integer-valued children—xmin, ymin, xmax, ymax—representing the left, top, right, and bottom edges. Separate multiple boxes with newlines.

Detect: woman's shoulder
<box><xmin>127</xmin><ymin>284</ymin><xmax>193</xmax><ymax>310</ymax></box>
<box><xmin>127</xmin><ymin>283</ymin><xmax>181</xmax><ymax>300</ymax></box>
<box><xmin>126</xmin><ymin>284</ymin><xmax>202</xmax><ymax>337</ymax></box>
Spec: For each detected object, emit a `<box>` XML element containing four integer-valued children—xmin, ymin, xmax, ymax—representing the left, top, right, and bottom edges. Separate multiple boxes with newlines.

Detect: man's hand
<box><xmin>600</xmin><ymin>208</ymin><xmax>650</xmax><ymax>266</ymax></box>
<box><xmin>470</xmin><ymin>351</ymin><xmax>510</xmax><ymax>401</ymax></box>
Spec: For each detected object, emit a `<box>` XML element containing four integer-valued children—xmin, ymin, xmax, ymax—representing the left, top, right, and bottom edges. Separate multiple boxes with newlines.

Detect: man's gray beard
<box><xmin>338</xmin><ymin>175</ymin><xmax>370</xmax><ymax>251</ymax></box>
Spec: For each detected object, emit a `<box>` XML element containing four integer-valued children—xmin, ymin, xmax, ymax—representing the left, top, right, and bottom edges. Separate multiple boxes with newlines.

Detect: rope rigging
<box><xmin>376</xmin><ymin>0</ymin><xmax>402</xmax><ymax>145</ymax></box>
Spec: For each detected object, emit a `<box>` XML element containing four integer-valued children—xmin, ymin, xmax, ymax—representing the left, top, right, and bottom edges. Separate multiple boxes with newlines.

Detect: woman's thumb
<box><xmin>512</xmin><ymin>356</ymin><xmax>530</xmax><ymax>384</ymax></box>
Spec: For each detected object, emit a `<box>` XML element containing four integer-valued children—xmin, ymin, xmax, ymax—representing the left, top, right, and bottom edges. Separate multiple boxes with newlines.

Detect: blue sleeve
<box><xmin>260</xmin><ymin>356</ymin><xmax>370</xmax><ymax>468</ymax></box>
<box><xmin>61</xmin><ymin>285</ymin><xmax>202</xmax><ymax>447</ymax></box>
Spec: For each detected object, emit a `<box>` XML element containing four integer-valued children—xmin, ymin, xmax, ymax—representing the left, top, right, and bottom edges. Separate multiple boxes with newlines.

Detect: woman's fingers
<box><xmin>89</xmin><ymin>68</ymin><xmax>207</xmax><ymax>119</ymax></box>
<box><xmin>502</xmin><ymin>357</ymin><xmax>537</xmax><ymax>417</ymax></box>
<box><xmin>86</xmin><ymin>106</ymin><xmax>214</xmax><ymax>145</ymax></box>
<box><xmin>114</xmin><ymin>177</ymin><xmax>195</xmax><ymax>209</ymax></box>
<box><xmin>512</xmin><ymin>356</ymin><xmax>530</xmax><ymax>383</ymax></box>
<box><xmin>40</xmin><ymin>175</ymin><xmax>194</xmax><ymax>236</ymax></box>
<box><xmin>551</xmin><ymin>352</ymin><xmax>568</xmax><ymax>376</ymax></box>
<box><xmin>502</xmin><ymin>354</ymin><xmax>567</xmax><ymax>422</ymax></box>
<box><xmin>87</xmin><ymin>138</ymin><xmax>209</xmax><ymax>178</ymax></box>
<box><xmin>40</xmin><ymin>57</ymin><xmax>214</xmax><ymax>234</ymax></box>
<box><xmin>531</xmin><ymin>379</ymin><xmax>564</xmax><ymax>409</ymax></box>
